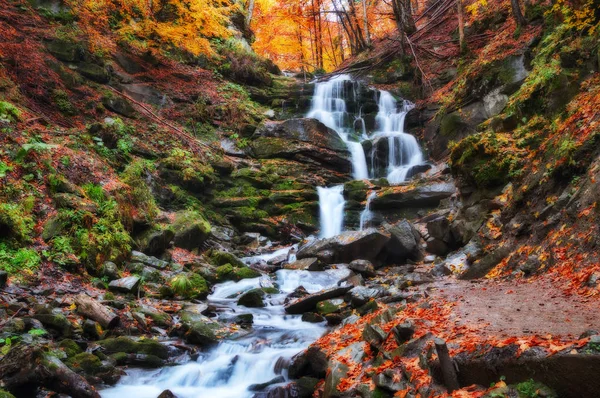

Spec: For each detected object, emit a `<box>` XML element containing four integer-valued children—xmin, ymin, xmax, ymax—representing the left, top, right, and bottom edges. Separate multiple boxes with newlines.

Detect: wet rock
<box><xmin>238</xmin><ymin>289</ymin><xmax>266</xmax><ymax>308</ymax></box>
<box><xmin>249</xmin><ymin>376</ymin><xmax>286</xmax><ymax>391</ymax></box>
<box><xmin>373</xmin><ymin>369</ymin><xmax>407</xmax><ymax>392</ymax></box>
<box><xmin>284</xmin><ymin>286</ymin><xmax>352</xmax><ymax>314</ymax></box>
<box><xmin>397</xmin><ymin>273</ymin><xmax>433</xmax><ymax>289</ymax></box>
<box><xmin>134</xmin><ymin>229</ymin><xmax>174</xmax><ymax>257</ymax></box>
<box><xmin>384</xmin><ymin>219</ymin><xmax>421</xmax><ymax>263</ymax></box>
<box><xmin>348</xmin><ymin>259</ymin><xmax>376</xmax><ymax>277</ymax></box>
<box><xmin>296</xmin><ymin>377</ymin><xmax>320</xmax><ymax>398</ymax></box>
<box><xmin>111</xmin><ymin>352</ymin><xmax>165</xmax><ymax>368</ymax></box>
<box><xmin>460</xmin><ymin>245</ymin><xmax>511</xmax><ymax>279</ymax></box>
<box><xmin>301</xmin><ymin>312</ymin><xmax>324</xmax><ymax>323</ymax></box>
<box><xmin>372</xmin><ymin>182</ymin><xmax>456</xmax><ymax>210</ymax></box>
<box><xmin>296</xmin><ymin>229</ymin><xmax>390</xmax><ymax>264</ymax></box>
<box><xmin>32</xmin><ymin>313</ymin><xmax>71</xmax><ymax>337</ymax></box>
<box><xmin>82</xmin><ymin>320</ymin><xmax>103</xmax><ymax>340</ymax></box>
<box><xmin>284</xmin><ymin>257</ymin><xmax>324</xmax><ymax>271</ymax></box>
<box><xmin>137</xmin><ymin>305</ymin><xmax>172</xmax><ymax>328</ymax></box>
<box><xmin>289</xmin><ymin>346</ymin><xmax>328</xmax><ymax>379</ymax></box>
<box><xmin>363</xmin><ymin>323</ymin><xmax>387</xmax><ymax>347</ymax></box>
<box><xmin>425</xmin><ymin>237</ymin><xmax>449</xmax><ymax>256</ymax></box>
<box><xmin>251</xmin><ymin>118</ymin><xmax>351</xmax><ymax>173</ymax></box>
<box><xmin>172</xmin><ymin>210</ymin><xmax>211</xmax><ymax>251</ymax></box>
<box><xmin>392</xmin><ymin>322</ymin><xmax>415</xmax><ymax>344</ymax></box>
<box><xmin>181</xmin><ymin>316</ymin><xmax>223</xmax><ymax>347</ymax></box>
<box><xmin>108</xmin><ymin>276</ymin><xmax>141</xmax><ymax>294</ymax></box>
<box><xmin>100</xmin><ymin>336</ymin><xmax>169</xmax><ymax>360</ymax></box>
<box><xmin>157</xmin><ymin>390</ymin><xmax>177</xmax><ymax>398</ymax></box>
<box><xmin>430</xmin><ymin>263</ymin><xmax>452</xmax><ymax>277</ymax></box>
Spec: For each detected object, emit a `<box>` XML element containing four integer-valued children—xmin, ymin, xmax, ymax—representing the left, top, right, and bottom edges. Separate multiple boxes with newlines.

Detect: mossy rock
<box><xmin>171</xmin><ymin>210</ymin><xmax>211</xmax><ymax>251</ymax></box>
<box><xmin>440</xmin><ymin>113</ymin><xmax>465</xmax><ymax>137</ymax></box>
<box><xmin>234</xmin><ymin>267</ymin><xmax>260</xmax><ymax>280</ymax></box>
<box><xmin>99</xmin><ymin>336</ymin><xmax>169</xmax><ymax>359</ymax></box>
<box><xmin>169</xmin><ymin>273</ymin><xmax>209</xmax><ymax>299</ymax></box>
<box><xmin>58</xmin><ymin>339</ymin><xmax>83</xmax><ymax>357</ymax></box>
<box><xmin>316</xmin><ymin>299</ymin><xmax>345</xmax><ymax>315</ymax></box>
<box><xmin>33</xmin><ymin>314</ymin><xmax>72</xmax><ymax>337</ymax></box>
<box><xmin>65</xmin><ymin>352</ymin><xmax>104</xmax><ymax>375</ymax></box>
<box><xmin>237</xmin><ymin>288</ymin><xmax>266</xmax><ymax>307</ymax></box>
<box><xmin>210</xmin><ymin>251</ymin><xmax>246</xmax><ymax>268</ymax></box>
<box><xmin>78</xmin><ymin>62</ymin><xmax>110</xmax><ymax>83</ymax></box>
<box><xmin>46</xmin><ymin>39</ymin><xmax>83</xmax><ymax>62</ymax></box>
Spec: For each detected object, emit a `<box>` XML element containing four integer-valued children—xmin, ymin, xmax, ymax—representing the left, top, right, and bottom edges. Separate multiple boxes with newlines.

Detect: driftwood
<box><xmin>0</xmin><ymin>344</ymin><xmax>100</xmax><ymax>398</ymax></box>
<box><xmin>434</xmin><ymin>338</ymin><xmax>460</xmax><ymax>392</ymax></box>
<box><xmin>75</xmin><ymin>294</ymin><xmax>120</xmax><ymax>329</ymax></box>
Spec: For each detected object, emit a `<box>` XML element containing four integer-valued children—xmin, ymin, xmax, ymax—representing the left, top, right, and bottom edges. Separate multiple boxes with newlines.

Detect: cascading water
<box><xmin>307</xmin><ymin>75</ymin><xmax>369</xmax><ymax>180</ymax></box>
<box><xmin>101</xmin><ymin>267</ymin><xmax>352</xmax><ymax>398</ymax></box>
<box><xmin>359</xmin><ymin>191</ymin><xmax>377</xmax><ymax>231</ymax></box>
<box><xmin>317</xmin><ymin>185</ymin><xmax>345</xmax><ymax>238</ymax></box>
<box><xmin>372</xmin><ymin>91</ymin><xmax>423</xmax><ymax>184</ymax></box>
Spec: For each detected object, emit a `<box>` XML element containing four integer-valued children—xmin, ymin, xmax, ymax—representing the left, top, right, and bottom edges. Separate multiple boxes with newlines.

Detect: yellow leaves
<box><xmin>465</xmin><ymin>0</ymin><xmax>488</xmax><ymax>17</ymax></box>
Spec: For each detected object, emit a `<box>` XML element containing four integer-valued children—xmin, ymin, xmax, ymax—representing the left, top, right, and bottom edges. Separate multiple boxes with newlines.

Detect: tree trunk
<box><xmin>434</xmin><ymin>338</ymin><xmax>460</xmax><ymax>393</ymax></box>
<box><xmin>457</xmin><ymin>0</ymin><xmax>465</xmax><ymax>52</ymax></box>
<box><xmin>363</xmin><ymin>0</ymin><xmax>371</xmax><ymax>47</ymax></box>
<box><xmin>245</xmin><ymin>0</ymin><xmax>255</xmax><ymax>26</ymax></box>
<box><xmin>511</xmin><ymin>0</ymin><xmax>527</xmax><ymax>27</ymax></box>
<box><xmin>75</xmin><ymin>294</ymin><xmax>120</xmax><ymax>329</ymax></box>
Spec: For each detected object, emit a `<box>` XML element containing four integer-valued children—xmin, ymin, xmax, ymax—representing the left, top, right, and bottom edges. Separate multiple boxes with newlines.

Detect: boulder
<box><xmin>289</xmin><ymin>346</ymin><xmax>328</xmax><ymax>379</ymax></box>
<box><xmin>285</xmin><ymin>286</ymin><xmax>352</xmax><ymax>314</ymax></box>
<box><xmin>372</xmin><ymin>182</ymin><xmax>456</xmax><ymax>210</ymax></box>
<box><xmin>323</xmin><ymin>343</ymin><xmax>364</xmax><ymax>398</ymax></box>
<box><xmin>346</xmin><ymin>286</ymin><xmax>386</xmax><ymax>307</ymax></box>
<box><xmin>296</xmin><ymin>229</ymin><xmax>390</xmax><ymax>264</ymax></box>
<box><xmin>237</xmin><ymin>289</ymin><xmax>266</xmax><ymax>308</ymax></box>
<box><xmin>250</xmin><ymin>118</ymin><xmax>351</xmax><ymax>173</ymax></box>
<box><xmin>171</xmin><ymin>210</ymin><xmax>211</xmax><ymax>251</ymax></box>
<box><xmin>121</xmin><ymin>84</ymin><xmax>167</xmax><ymax>106</ymax></box>
<box><xmin>100</xmin><ymin>261</ymin><xmax>119</xmax><ymax>281</ymax></box>
<box><xmin>77</xmin><ymin>63</ymin><xmax>110</xmax><ymax>83</ymax></box>
<box><xmin>384</xmin><ymin>220</ymin><xmax>421</xmax><ymax>263</ymax></box>
<box><xmin>348</xmin><ymin>259</ymin><xmax>376</xmax><ymax>277</ymax></box>
<box><xmin>316</xmin><ymin>298</ymin><xmax>346</xmax><ymax>315</ymax></box>
<box><xmin>284</xmin><ymin>257</ymin><xmax>323</xmax><ymax>271</ymax></box>
<box><xmin>102</xmin><ymin>96</ymin><xmax>136</xmax><ymax>118</ymax></box>
<box><xmin>108</xmin><ymin>276</ymin><xmax>140</xmax><ymax>294</ymax></box>
<box><xmin>130</xmin><ymin>251</ymin><xmax>169</xmax><ymax>269</ymax></box>
<box><xmin>134</xmin><ymin>229</ymin><xmax>174</xmax><ymax>257</ymax></box>
<box><xmin>459</xmin><ymin>245</ymin><xmax>511</xmax><ymax>279</ymax></box>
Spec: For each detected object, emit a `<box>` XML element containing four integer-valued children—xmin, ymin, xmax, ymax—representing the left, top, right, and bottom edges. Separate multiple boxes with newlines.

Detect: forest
<box><xmin>0</xmin><ymin>0</ymin><xmax>599</xmax><ymax>397</ymax></box>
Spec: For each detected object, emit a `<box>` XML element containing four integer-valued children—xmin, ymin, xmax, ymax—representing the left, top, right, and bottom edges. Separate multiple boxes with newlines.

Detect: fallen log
<box><xmin>75</xmin><ymin>294</ymin><xmax>120</xmax><ymax>329</ymax></box>
<box><xmin>0</xmin><ymin>344</ymin><xmax>100</xmax><ymax>398</ymax></box>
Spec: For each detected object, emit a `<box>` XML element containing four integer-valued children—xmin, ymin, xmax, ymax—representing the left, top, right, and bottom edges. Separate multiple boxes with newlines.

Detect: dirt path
<box><xmin>425</xmin><ymin>275</ymin><xmax>600</xmax><ymax>340</ymax></box>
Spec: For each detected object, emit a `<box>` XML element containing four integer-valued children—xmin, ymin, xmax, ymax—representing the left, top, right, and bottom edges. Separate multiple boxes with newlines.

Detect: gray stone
<box><xmin>108</xmin><ymin>276</ymin><xmax>141</xmax><ymax>293</ymax></box>
<box><xmin>346</xmin><ymin>286</ymin><xmax>385</xmax><ymax>307</ymax></box>
<box><xmin>122</xmin><ymin>84</ymin><xmax>167</xmax><ymax>106</ymax></box>
<box><xmin>297</xmin><ymin>229</ymin><xmax>390</xmax><ymax>264</ymax></box>
<box><xmin>78</xmin><ymin>62</ymin><xmax>110</xmax><ymax>83</ymax></box>
<box><xmin>372</xmin><ymin>182</ymin><xmax>456</xmax><ymax>209</ymax></box>
<box><xmin>460</xmin><ymin>245</ymin><xmax>511</xmax><ymax>279</ymax></box>
<box><xmin>385</xmin><ymin>219</ymin><xmax>421</xmax><ymax>263</ymax></box>
<box><xmin>483</xmin><ymin>88</ymin><xmax>509</xmax><ymax>117</ymax></box>
<box><xmin>103</xmin><ymin>96</ymin><xmax>136</xmax><ymax>118</ymax></box>
<box><xmin>101</xmin><ymin>261</ymin><xmax>119</xmax><ymax>281</ymax></box>
<box><xmin>284</xmin><ymin>257</ymin><xmax>323</xmax><ymax>271</ymax></box>
<box><xmin>285</xmin><ymin>286</ymin><xmax>352</xmax><ymax>314</ymax></box>
<box><xmin>348</xmin><ymin>259</ymin><xmax>376</xmax><ymax>277</ymax></box>
<box><xmin>131</xmin><ymin>251</ymin><xmax>169</xmax><ymax>269</ymax></box>
<box><xmin>289</xmin><ymin>346</ymin><xmax>328</xmax><ymax>379</ymax></box>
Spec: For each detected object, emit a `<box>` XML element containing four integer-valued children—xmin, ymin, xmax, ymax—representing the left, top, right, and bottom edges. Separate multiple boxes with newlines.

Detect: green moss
<box><xmin>169</xmin><ymin>273</ymin><xmax>209</xmax><ymax>299</ymax></box>
<box><xmin>215</xmin><ymin>263</ymin><xmax>234</xmax><ymax>280</ymax></box>
<box><xmin>0</xmin><ymin>101</ymin><xmax>21</xmax><ymax>123</ymax></box>
<box><xmin>234</xmin><ymin>267</ymin><xmax>261</xmax><ymax>280</ymax></box>
<box><xmin>99</xmin><ymin>336</ymin><xmax>169</xmax><ymax>359</ymax></box>
<box><xmin>52</xmin><ymin>89</ymin><xmax>77</xmax><ymax>116</ymax></box>
<box><xmin>59</xmin><ymin>339</ymin><xmax>83</xmax><ymax>357</ymax></box>
<box><xmin>65</xmin><ymin>352</ymin><xmax>103</xmax><ymax>375</ymax></box>
<box><xmin>0</xmin><ymin>243</ymin><xmax>41</xmax><ymax>275</ymax></box>
<box><xmin>210</xmin><ymin>251</ymin><xmax>246</xmax><ymax>268</ymax></box>
<box><xmin>0</xmin><ymin>202</ymin><xmax>35</xmax><ymax>242</ymax></box>
<box><xmin>316</xmin><ymin>299</ymin><xmax>343</xmax><ymax>315</ymax></box>
<box><xmin>121</xmin><ymin>160</ymin><xmax>159</xmax><ymax>222</ymax></box>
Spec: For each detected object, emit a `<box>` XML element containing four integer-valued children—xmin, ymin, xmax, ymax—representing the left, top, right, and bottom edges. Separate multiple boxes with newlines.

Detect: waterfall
<box><xmin>317</xmin><ymin>185</ymin><xmax>345</xmax><ymax>238</ymax></box>
<box><xmin>307</xmin><ymin>75</ymin><xmax>369</xmax><ymax>180</ymax></box>
<box><xmin>373</xmin><ymin>91</ymin><xmax>423</xmax><ymax>184</ymax></box>
<box><xmin>359</xmin><ymin>191</ymin><xmax>377</xmax><ymax>231</ymax></box>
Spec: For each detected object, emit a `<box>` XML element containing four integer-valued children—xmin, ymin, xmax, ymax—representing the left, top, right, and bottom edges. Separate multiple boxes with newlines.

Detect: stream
<box><xmin>101</xmin><ymin>75</ymin><xmax>427</xmax><ymax>398</ymax></box>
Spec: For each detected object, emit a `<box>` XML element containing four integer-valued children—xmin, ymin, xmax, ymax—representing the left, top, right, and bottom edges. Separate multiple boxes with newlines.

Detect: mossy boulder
<box><xmin>179</xmin><ymin>315</ymin><xmax>224</xmax><ymax>347</ymax></box>
<box><xmin>99</xmin><ymin>336</ymin><xmax>169</xmax><ymax>359</ymax></box>
<box><xmin>215</xmin><ymin>263</ymin><xmax>260</xmax><ymax>282</ymax></box>
<box><xmin>171</xmin><ymin>210</ymin><xmax>211</xmax><ymax>251</ymax></box>
<box><xmin>32</xmin><ymin>313</ymin><xmax>72</xmax><ymax>337</ymax></box>
<box><xmin>169</xmin><ymin>273</ymin><xmax>209</xmax><ymax>299</ymax></box>
<box><xmin>78</xmin><ymin>63</ymin><xmax>110</xmax><ymax>83</ymax></box>
<box><xmin>237</xmin><ymin>288</ymin><xmax>266</xmax><ymax>308</ymax></box>
<box><xmin>0</xmin><ymin>389</ymin><xmax>16</xmax><ymax>398</ymax></box>
<box><xmin>316</xmin><ymin>298</ymin><xmax>345</xmax><ymax>315</ymax></box>
<box><xmin>46</xmin><ymin>39</ymin><xmax>83</xmax><ymax>62</ymax></box>
<box><xmin>58</xmin><ymin>339</ymin><xmax>83</xmax><ymax>357</ymax></box>
<box><xmin>344</xmin><ymin>180</ymin><xmax>369</xmax><ymax>202</ymax></box>
<box><xmin>210</xmin><ymin>251</ymin><xmax>246</xmax><ymax>268</ymax></box>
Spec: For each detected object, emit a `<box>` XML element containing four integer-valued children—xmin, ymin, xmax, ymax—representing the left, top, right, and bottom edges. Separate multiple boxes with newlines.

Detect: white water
<box><xmin>359</xmin><ymin>191</ymin><xmax>377</xmax><ymax>231</ymax></box>
<box><xmin>101</xmin><ymin>265</ymin><xmax>352</xmax><ymax>398</ymax></box>
<box><xmin>372</xmin><ymin>91</ymin><xmax>423</xmax><ymax>185</ymax></box>
<box><xmin>307</xmin><ymin>75</ymin><xmax>369</xmax><ymax>180</ymax></box>
<box><xmin>317</xmin><ymin>185</ymin><xmax>345</xmax><ymax>238</ymax></box>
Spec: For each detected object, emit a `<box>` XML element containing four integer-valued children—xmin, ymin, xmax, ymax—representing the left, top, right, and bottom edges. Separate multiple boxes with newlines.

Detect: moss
<box><xmin>0</xmin><ymin>202</ymin><xmax>35</xmax><ymax>243</ymax></box>
<box><xmin>59</xmin><ymin>339</ymin><xmax>83</xmax><ymax>357</ymax></box>
<box><xmin>262</xmin><ymin>287</ymin><xmax>279</xmax><ymax>294</ymax></box>
<box><xmin>52</xmin><ymin>89</ymin><xmax>77</xmax><ymax>116</ymax></box>
<box><xmin>237</xmin><ymin>288</ymin><xmax>265</xmax><ymax>307</ymax></box>
<box><xmin>120</xmin><ymin>160</ymin><xmax>159</xmax><ymax>222</ymax></box>
<box><xmin>215</xmin><ymin>263</ymin><xmax>234</xmax><ymax>281</ymax></box>
<box><xmin>65</xmin><ymin>352</ymin><xmax>103</xmax><ymax>375</ymax></box>
<box><xmin>234</xmin><ymin>267</ymin><xmax>261</xmax><ymax>280</ymax></box>
<box><xmin>0</xmin><ymin>101</ymin><xmax>21</xmax><ymax>123</ymax></box>
<box><xmin>316</xmin><ymin>299</ymin><xmax>343</xmax><ymax>315</ymax></box>
<box><xmin>169</xmin><ymin>273</ymin><xmax>209</xmax><ymax>299</ymax></box>
<box><xmin>210</xmin><ymin>251</ymin><xmax>246</xmax><ymax>268</ymax></box>
<box><xmin>100</xmin><ymin>336</ymin><xmax>169</xmax><ymax>359</ymax></box>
